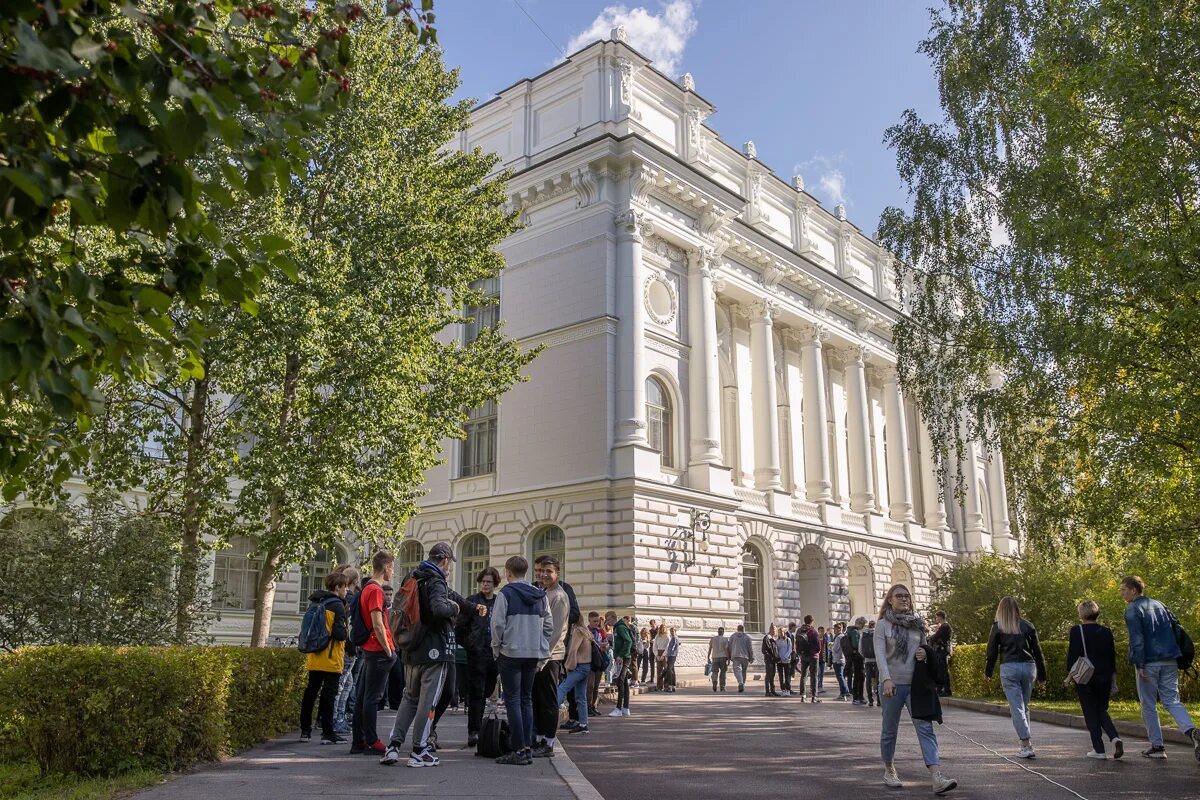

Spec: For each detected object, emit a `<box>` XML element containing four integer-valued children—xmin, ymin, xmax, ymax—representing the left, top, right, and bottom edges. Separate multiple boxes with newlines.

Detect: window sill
<box><xmin>451</xmin><ymin>473</ymin><xmax>497</xmax><ymax>501</ymax></box>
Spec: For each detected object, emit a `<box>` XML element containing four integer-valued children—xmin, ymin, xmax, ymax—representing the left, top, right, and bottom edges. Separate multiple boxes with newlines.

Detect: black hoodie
<box><xmin>402</xmin><ymin>560</ymin><xmax>474</xmax><ymax>666</ymax></box>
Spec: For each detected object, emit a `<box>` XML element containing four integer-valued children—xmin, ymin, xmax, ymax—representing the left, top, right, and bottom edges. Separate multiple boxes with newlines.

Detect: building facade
<box><xmin>403</xmin><ymin>30</ymin><xmax>1017</xmax><ymax>668</ymax></box>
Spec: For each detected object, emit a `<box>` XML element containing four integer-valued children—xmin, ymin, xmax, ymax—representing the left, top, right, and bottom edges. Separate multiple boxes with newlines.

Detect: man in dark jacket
<box><xmin>798</xmin><ymin>616</ymin><xmax>822</xmax><ymax>702</ymax></box>
<box><xmin>381</xmin><ymin>542</ymin><xmax>484</xmax><ymax>768</ymax></box>
<box><xmin>457</xmin><ymin>566</ymin><xmax>500</xmax><ymax>747</ymax></box>
<box><xmin>608</xmin><ymin>611</ymin><xmax>634</xmax><ymax>715</ymax></box>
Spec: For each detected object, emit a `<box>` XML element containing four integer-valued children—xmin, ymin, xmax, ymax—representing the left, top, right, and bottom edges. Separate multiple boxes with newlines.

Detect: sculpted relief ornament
<box><xmin>615</xmin><ymin>209</ymin><xmax>652</xmax><ymax>242</ymax></box>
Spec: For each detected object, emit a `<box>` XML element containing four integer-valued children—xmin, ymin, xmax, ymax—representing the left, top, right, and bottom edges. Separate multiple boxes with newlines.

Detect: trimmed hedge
<box><xmin>0</xmin><ymin>646</ymin><xmax>306</xmax><ymax>777</ymax></box>
<box><xmin>950</xmin><ymin>642</ymin><xmax>1199</xmax><ymax>704</ymax></box>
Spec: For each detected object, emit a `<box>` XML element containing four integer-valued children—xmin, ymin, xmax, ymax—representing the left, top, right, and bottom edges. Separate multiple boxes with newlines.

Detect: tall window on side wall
<box><xmin>530</xmin><ymin>525</ymin><xmax>566</xmax><ymax>581</ymax></box>
<box><xmin>460</xmin><ymin>277</ymin><xmax>500</xmax><ymax>478</ymax></box>
<box><xmin>397</xmin><ymin>539</ymin><xmax>423</xmax><ymax>581</ymax></box>
<box><xmin>741</xmin><ymin>543</ymin><xmax>765</xmax><ymax>633</ymax></box>
<box><xmin>299</xmin><ymin>546</ymin><xmax>337</xmax><ymax>612</ymax></box>
<box><xmin>464</xmin><ymin>277</ymin><xmax>500</xmax><ymax>344</ymax></box>
<box><xmin>213</xmin><ymin>536</ymin><xmax>263</xmax><ymax>611</ymax></box>
<box><xmin>645</xmin><ymin>376</ymin><xmax>674</xmax><ymax>469</ymax></box>
<box><xmin>459</xmin><ymin>533</ymin><xmax>490</xmax><ymax>595</ymax></box>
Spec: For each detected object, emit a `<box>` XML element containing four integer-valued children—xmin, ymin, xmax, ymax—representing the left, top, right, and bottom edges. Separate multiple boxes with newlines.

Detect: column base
<box><xmin>889</xmin><ymin>503</ymin><xmax>914</xmax><ymax>523</ymax></box>
<box><xmin>805</xmin><ymin>480</ymin><xmax>833</xmax><ymax>504</ymax></box>
<box><xmin>849</xmin><ymin>493</ymin><xmax>875</xmax><ymax>513</ymax></box>
<box><xmin>687</xmin><ymin>462</ymin><xmax>734</xmax><ymax>496</ymax></box>
<box><xmin>612</xmin><ymin>442</ymin><xmax>662</xmax><ymax>479</ymax></box>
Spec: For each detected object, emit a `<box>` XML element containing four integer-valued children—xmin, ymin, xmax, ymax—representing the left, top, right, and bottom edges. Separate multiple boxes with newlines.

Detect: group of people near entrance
<box><xmin>298</xmin><ymin>551</ymin><xmax>1198</xmax><ymax>793</ymax></box>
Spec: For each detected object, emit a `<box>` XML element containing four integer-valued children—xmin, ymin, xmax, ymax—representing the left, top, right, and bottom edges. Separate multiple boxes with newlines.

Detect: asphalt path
<box><xmin>562</xmin><ymin>687</ymin><xmax>1198</xmax><ymax>800</ymax></box>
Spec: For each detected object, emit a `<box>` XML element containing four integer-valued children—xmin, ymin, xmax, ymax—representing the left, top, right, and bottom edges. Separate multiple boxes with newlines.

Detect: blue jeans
<box><xmin>557</xmin><ymin>663</ymin><xmax>592</xmax><ymax>727</ymax></box>
<box><xmin>1000</xmin><ymin>661</ymin><xmax>1035</xmax><ymax>740</ymax></box>
<box><xmin>880</xmin><ymin>684</ymin><xmax>940</xmax><ymax>766</ymax></box>
<box><xmin>833</xmin><ymin>662</ymin><xmax>849</xmax><ymax>696</ymax></box>
<box><xmin>498</xmin><ymin>655</ymin><xmax>538</xmax><ymax>752</ymax></box>
<box><xmin>1136</xmin><ymin>661</ymin><xmax>1195</xmax><ymax>747</ymax></box>
<box><xmin>333</xmin><ymin>653</ymin><xmax>358</xmax><ymax>727</ymax></box>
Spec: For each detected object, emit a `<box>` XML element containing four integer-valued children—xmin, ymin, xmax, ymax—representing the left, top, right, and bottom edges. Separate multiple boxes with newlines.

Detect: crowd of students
<box><xmin>296</xmin><ymin>550</ymin><xmax>1198</xmax><ymax>792</ymax></box>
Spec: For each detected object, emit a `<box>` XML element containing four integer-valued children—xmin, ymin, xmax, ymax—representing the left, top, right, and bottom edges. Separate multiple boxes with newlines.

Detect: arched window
<box><xmin>741</xmin><ymin>543</ymin><xmax>766</xmax><ymax>633</ymax></box>
<box><xmin>459</xmin><ymin>533</ymin><xmax>490</xmax><ymax>595</ymax></box>
<box><xmin>530</xmin><ymin>525</ymin><xmax>566</xmax><ymax>580</ymax></box>
<box><xmin>397</xmin><ymin>539</ymin><xmax>423</xmax><ymax>581</ymax></box>
<box><xmin>298</xmin><ymin>546</ymin><xmax>337</xmax><ymax>612</ymax></box>
<box><xmin>213</xmin><ymin>536</ymin><xmax>263</xmax><ymax>611</ymax></box>
<box><xmin>645</xmin><ymin>376</ymin><xmax>674</xmax><ymax>468</ymax></box>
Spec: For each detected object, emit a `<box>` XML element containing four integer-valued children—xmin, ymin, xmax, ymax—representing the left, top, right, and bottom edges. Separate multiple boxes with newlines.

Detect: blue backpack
<box><xmin>298</xmin><ymin>597</ymin><xmax>336</xmax><ymax>654</ymax></box>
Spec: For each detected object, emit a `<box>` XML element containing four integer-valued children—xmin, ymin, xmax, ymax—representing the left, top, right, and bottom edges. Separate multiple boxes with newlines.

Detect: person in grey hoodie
<box><xmin>875</xmin><ymin>583</ymin><xmax>957</xmax><ymax>795</ymax></box>
<box><xmin>490</xmin><ymin>555</ymin><xmax>552</xmax><ymax>766</ymax></box>
<box><xmin>728</xmin><ymin>624</ymin><xmax>754</xmax><ymax>693</ymax></box>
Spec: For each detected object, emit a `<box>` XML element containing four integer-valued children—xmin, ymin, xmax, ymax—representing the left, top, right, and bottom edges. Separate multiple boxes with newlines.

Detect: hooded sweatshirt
<box><xmin>565</xmin><ymin>622</ymin><xmax>593</xmax><ymax>671</ymax></box>
<box><xmin>304</xmin><ymin>589</ymin><xmax>347</xmax><ymax>673</ymax></box>
<box><xmin>404</xmin><ymin>560</ymin><xmax>467</xmax><ymax>665</ymax></box>
<box><xmin>491</xmin><ymin>579</ymin><xmax>552</xmax><ymax>660</ymax></box>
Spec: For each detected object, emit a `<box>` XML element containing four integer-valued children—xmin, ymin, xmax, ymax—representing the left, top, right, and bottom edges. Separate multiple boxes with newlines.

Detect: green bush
<box><xmin>0</xmin><ymin>645</ymin><xmax>306</xmax><ymax>777</ymax></box>
<box><xmin>950</xmin><ymin>642</ymin><xmax>1199</xmax><ymax>704</ymax></box>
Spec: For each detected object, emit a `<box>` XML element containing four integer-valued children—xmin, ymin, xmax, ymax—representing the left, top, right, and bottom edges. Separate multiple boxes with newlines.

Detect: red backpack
<box><xmin>390</xmin><ymin>574</ymin><xmax>427</xmax><ymax>652</ymax></box>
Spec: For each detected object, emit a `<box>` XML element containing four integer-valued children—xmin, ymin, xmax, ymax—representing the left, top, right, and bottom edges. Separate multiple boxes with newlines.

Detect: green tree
<box><xmin>879</xmin><ymin>0</ymin><xmax>1200</xmax><ymax>551</ymax></box>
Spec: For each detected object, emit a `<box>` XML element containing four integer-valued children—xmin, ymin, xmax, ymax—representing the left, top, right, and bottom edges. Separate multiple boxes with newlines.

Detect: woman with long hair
<box><xmin>985</xmin><ymin>596</ymin><xmax>1047</xmax><ymax>759</ymax></box>
<box><xmin>761</xmin><ymin>623</ymin><xmax>780</xmax><ymax>696</ymax></box>
<box><xmin>876</xmin><ymin>584</ymin><xmax>957</xmax><ymax>795</ymax></box>
<box><xmin>653</xmin><ymin>623</ymin><xmax>670</xmax><ymax>691</ymax></box>
<box><xmin>637</xmin><ymin>627</ymin><xmax>652</xmax><ymax>686</ymax></box>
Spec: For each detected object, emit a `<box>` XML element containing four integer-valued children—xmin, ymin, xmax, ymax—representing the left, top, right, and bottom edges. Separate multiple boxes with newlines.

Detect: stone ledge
<box><xmin>941</xmin><ymin>696</ymin><xmax>1191</xmax><ymax>746</ymax></box>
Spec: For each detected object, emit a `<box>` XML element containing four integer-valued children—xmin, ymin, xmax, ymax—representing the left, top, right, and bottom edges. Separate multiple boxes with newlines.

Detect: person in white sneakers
<box><xmin>985</xmin><ymin>596</ymin><xmax>1047</xmax><ymax>759</ymax></box>
<box><xmin>876</xmin><ymin>584</ymin><xmax>957</xmax><ymax>795</ymax></box>
<box><xmin>608</xmin><ymin>613</ymin><xmax>635</xmax><ymax>717</ymax></box>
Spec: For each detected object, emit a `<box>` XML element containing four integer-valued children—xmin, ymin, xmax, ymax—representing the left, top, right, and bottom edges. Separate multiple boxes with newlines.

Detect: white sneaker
<box><xmin>407</xmin><ymin>747</ymin><xmax>439</xmax><ymax>768</ymax></box>
<box><xmin>1018</xmin><ymin>744</ymin><xmax>1036</xmax><ymax>759</ymax></box>
<box><xmin>379</xmin><ymin>746</ymin><xmax>400</xmax><ymax>766</ymax></box>
<box><xmin>608</xmin><ymin>708</ymin><xmax>624</xmax><ymax>717</ymax></box>
<box><xmin>931</xmin><ymin>771</ymin><xmax>958</xmax><ymax>795</ymax></box>
<box><xmin>883</xmin><ymin>765</ymin><xmax>902</xmax><ymax>788</ymax></box>
<box><xmin>1086</xmin><ymin>751</ymin><xmax>1107</xmax><ymax>760</ymax></box>
<box><xmin>621</xmin><ymin>707</ymin><xmax>631</xmax><ymax>716</ymax></box>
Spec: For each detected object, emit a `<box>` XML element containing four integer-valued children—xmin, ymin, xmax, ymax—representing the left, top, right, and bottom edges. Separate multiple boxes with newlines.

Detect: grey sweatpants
<box><xmin>388</xmin><ymin>661</ymin><xmax>448</xmax><ymax>750</ymax></box>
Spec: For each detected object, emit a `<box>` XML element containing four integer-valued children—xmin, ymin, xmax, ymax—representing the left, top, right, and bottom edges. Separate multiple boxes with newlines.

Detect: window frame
<box><xmin>645</xmin><ymin>375</ymin><xmax>675</xmax><ymax>469</ymax></box>
<box><xmin>212</xmin><ymin>537</ymin><xmax>263</xmax><ymax>611</ymax></box>
<box><xmin>530</xmin><ymin>525</ymin><xmax>566</xmax><ymax>581</ymax></box>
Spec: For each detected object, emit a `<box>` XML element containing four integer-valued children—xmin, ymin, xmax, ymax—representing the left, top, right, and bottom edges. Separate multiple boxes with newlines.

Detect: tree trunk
<box><xmin>249</xmin><ymin>352</ymin><xmax>301</xmax><ymax>647</ymax></box>
<box><xmin>175</xmin><ymin>373</ymin><xmax>210</xmax><ymax>644</ymax></box>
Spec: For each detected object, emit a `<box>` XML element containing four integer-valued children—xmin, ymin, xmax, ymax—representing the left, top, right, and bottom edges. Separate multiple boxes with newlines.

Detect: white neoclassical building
<box><xmin>403</xmin><ymin>30</ymin><xmax>1017</xmax><ymax>667</ymax></box>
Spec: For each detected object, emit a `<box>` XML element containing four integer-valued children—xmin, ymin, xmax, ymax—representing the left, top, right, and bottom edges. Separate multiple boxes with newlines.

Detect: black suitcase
<box><xmin>475</xmin><ymin>712</ymin><xmax>511</xmax><ymax>758</ymax></box>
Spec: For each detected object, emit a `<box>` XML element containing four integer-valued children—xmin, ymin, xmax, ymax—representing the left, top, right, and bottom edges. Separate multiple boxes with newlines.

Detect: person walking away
<box><xmin>1066</xmin><ymin>600</ymin><xmax>1123</xmax><ymax>760</ymax></box>
<box><xmin>299</xmin><ymin>571</ymin><xmax>350</xmax><ymax>744</ymax></box>
<box><xmin>863</xmin><ymin>620</ymin><xmax>879</xmax><ymax>707</ymax></box>
<box><xmin>1119</xmin><ymin>575</ymin><xmax>1200</xmax><ymax>761</ymax></box>
<box><xmin>776</xmin><ymin>626</ymin><xmax>794</xmax><ymax>696</ymax></box>
<box><xmin>832</xmin><ymin>623</ymin><xmax>851</xmax><ymax>700</ymax></box>
<box><xmin>531</xmin><ymin>555</ymin><xmax>569</xmax><ymax>757</ymax></box>
<box><xmin>457</xmin><ymin>566</ymin><xmax>499</xmax><ymax>748</ymax></box>
<box><xmin>798</xmin><ymin>616</ymin><xmax>822</xmax><ymax>703</ymax></box>
<box><xmin>350</xmin><ymin>551</ymin><xmax>397</xmax><ymax>755</ymax></box>
<box><xmin>876</xmin><ymin>584</ymin><xmax>957</xmax><ymax>794</ymax></box>
<box><xmin>666</xmin><ymin>627</ymin><xmax>680</xmax><ymax>692</ymax></box>
<box><xmin>557</xmin><ymin>618</ymin><xmax>594</xmax><ymax>734</ymax></box>
<box><xmin>930</xmin><ymin>612</ymin><xmax>953</xmax><ymax>697</ymax></box>
<box><xmin>708</xmin><ymin>626</ymin><xmax>731</xmax><ymax>692</ymax></box>
<box><xmin>762</xmin><ymin>624</ymin><xmax>781</xmax><ymax>696</ymax></box>
<box><xmin>491</xmin><ymin>556</ymin><xmax>552</xmax><ymax>766</ymax></box>
<box><xmin>609</xmin><ymin>612</ymin><xmax>635</xmax><ymax>717</ymax></box>
<box><xmin>381</xmin><ymin>542</ymin><xmax>485</xmax><ymax>768</ymax></box>
<box><xmin>985</xmin><ymin>596</ymin><xmax>1048</xmax><ymax>759</ymax></box>
<box><xmin>637</xmin><ymin>627</ymin><xmax>652</xmax><ymax>686</ymax></box>
<box><xmin>849</xmin><ymin>617</ymin><xmax>867</xmax><ymax>705</ymax></box>
<box><xmin>331</xmin><ymin>565</ymin><xmax>361</xmax><ymax>735</ymax></box>
<box><xmin>728</xmin><ymin>624</ymin><xmax>754</xmax><ymax>693</ymax></box>
<box><xmin>818</xmin><ymin>625</ymin><xmax>830</xmax><ymax>693</ymax></box>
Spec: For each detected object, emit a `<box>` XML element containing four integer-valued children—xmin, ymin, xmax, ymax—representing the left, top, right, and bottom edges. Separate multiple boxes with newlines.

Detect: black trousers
<box><xmin>466</xmin><ymin>656</ymin><xmax>499</xmax><ymax>735</ymax></box>
<box><xmin>639</xmin><ymin>651</ymin><xmax>653</xmax><ymax>683</ymax></box>
<box><xmin>765</xmin><ymin>661</ymin><xmax>777</xmax><ymax>694</ymax></box>
<box><xmin>1075</xmin><ymin>682</ymin><xmax>1120</xmax><ymax>753</ymax></box>
<box><xmin>800</xmin><ymin>658</ymin><xmax>818</xmax><ymax>697</ymax></box>
<box><xmin>850</xmin><ymin>654</ymin><xmax>865</xmax><ymax>701</ymax></box>
<box><xmin>615</xmin><ymin>659</ymin><xmax>631</xmax><ymax>709</ymax></box>
<box><xmin>301</xmin><ymin>669</ymin><xmax>340</xmax><ymax>737</ymax></box>
<box><xmin>532</xmin><ymin>659</ymin><xmax>564</xmax><ymax>740</ymax></box>
<box><xmin>380</xmin><ymin>654</ymin><xmax>405</xmax><ymax>710</ymax></box>
<box><xmin>935</xmin><ymin>648</ymin><xmax>952</xmax><ymax>695</ymax></box>
<box><xmin>352</xmin><ymin>650</ymin><xmax>395</xmax><ymax>747</ymax></box>
<box><xmin>865</xmin><ymin>662</ymin><xmax>879</xmax><ymax>703</ymax></box>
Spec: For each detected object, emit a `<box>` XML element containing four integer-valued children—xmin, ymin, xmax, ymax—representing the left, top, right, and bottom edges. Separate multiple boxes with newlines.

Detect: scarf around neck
<box><xmin>884</xmin><ymin>608</ymin><xmax>926</xmax><ymax>662</ymax></box>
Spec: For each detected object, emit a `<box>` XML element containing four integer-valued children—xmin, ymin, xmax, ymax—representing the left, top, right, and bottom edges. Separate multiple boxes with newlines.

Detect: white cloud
<box><xmin>795</xmin><ymin>154</ymin><xmax>851</xmax><ymax>208</ymax></box>
<box><xmin>564</xmin><ymin>1</ymin><xmax>699</xmax><ymax>77</ymax></box>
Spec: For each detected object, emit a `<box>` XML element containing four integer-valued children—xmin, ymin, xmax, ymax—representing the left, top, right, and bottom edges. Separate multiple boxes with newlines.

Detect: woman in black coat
<box><xmin>761</xmin><ymin>624</ymin><xmax>780</xmax><ymax>697</ymax></box>
<box><xmin>1066</xmin><ymin>600</ymin><xmax>1122</xmax><ymax>759</ymax></box>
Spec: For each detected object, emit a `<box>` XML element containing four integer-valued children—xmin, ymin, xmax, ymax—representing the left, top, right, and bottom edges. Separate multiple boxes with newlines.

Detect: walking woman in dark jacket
<box><xmin>985</xmin><ymin>596</ymin><xmax>1048</xmax><ymax>759</ymax></box>
<box><xmin>762</xmin><ymin>624</ymin><xmax>780</xmax><ymax>696</ymax></box>
<box><xmin>1066</xmin><ymin>600</ymin><xmax>1123</xmax><ymax>760</ymax></box>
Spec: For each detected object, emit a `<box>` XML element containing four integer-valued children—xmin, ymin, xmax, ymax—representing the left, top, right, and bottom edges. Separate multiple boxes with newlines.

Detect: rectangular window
<box><xmin>464</xmin><ymin>277</ymin><xmax>500</xmax><ymax>344</ymax></box>
<box><xmin>212</xmin><ymin>538</ymin><xmax>262</xmax><ymax>611</ymax></box>
<box><xmin>460</xmin><ymin>399</ymin><xmax>497</xmax><ymax>477</ymax></box>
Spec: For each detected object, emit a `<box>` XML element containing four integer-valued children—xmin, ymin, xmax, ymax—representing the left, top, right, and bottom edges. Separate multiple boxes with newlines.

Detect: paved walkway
<box><xmin>567</xmin><ymin>686</ymin><xmax>1199</xmax><ymax>800</ymax></box>
<box><xmin>133</xmin><ymin>703</ymin><xmax>588</xmax><ymax>800</ymax></box>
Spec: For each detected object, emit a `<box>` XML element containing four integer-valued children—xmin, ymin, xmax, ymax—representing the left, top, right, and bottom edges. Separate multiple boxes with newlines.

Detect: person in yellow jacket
<box><xmin>300</xmin><ymin>571</ymin><xmax>350</xmax><ymax>743</ymax></box>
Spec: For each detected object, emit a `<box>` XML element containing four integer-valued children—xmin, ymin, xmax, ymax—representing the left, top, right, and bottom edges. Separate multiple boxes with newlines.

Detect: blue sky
<box><xmin>432</xmin><ymin>0</ymin><xmax>946</xmax><ymax>236</ymax></box>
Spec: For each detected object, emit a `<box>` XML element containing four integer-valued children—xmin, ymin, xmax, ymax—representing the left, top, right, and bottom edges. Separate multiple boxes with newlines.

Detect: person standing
<box><xmin>331</xmin><ymin>565</ymin><xmax>361</xmax><ymax>735</ymax></box>
<box><xmin>728</xmin><ymin>624</ymin><xmax>754</xmax><ymax>693</ymax></box>
<box><xmin>645</xmin><ymin>619</ymin><xmax>658</xmax><ymax>686</ymax></box>
<box><xmin>863</xmin><ymin>620</ymin><xmax>880</xmax><ymax>707</ymax></box>
<box><xmin>985</xmin><ymin>596</ymin><xmax>1047</xmax><ymax>759</ymax></box>
<box><xmin>1119</xmin><ymin>575</ymin><xmax>1200</xmax><ymax>761</ymax></box>
<box><xmin>585</xmin><ymin>611</ymin><xmax>608</xmax><ymax>716</ymax></box>
<box><xmin>665</xmin><ymin>627</ymin><xmax>680</xmax><ymax>692</ymax></box>
<box><xmin>458</xmin><ymin>566</ymin><xmax>499</xmax><ymax>749</ymax></box>
<box><xmin>299</xmin><ymin>571</ymin><xmax>350</xmax><ymax>744</ymax></box>
<box><xmin>609</xmin><ymin>612</ymin><xmax>634</xmax><ymax>717</ymax></box>
<box><xmin>531</xmin><ymin>555</ymin><xmax>569</xmax><ymax>758</ymax></box>
<box><xmin>930</xmin><ymin>611</ymin><xmax>953</xmax><ymax>697</ymax></box>
<box><xmin>491</xmin><ymin>556</ymin><xmax>552</xmax><ymax>766</ymax></box>
<box><xmin>708</xmin><ymin>626</ymin><xmax>731</xmax><ymax>692</ymax></box>
<box><xmin>775</xmin><ymin>626</ymin><xmax>794</xmax><ymax>696</ymax></box>
<box><xmin>832</xmin><ymin>623</ymin><xmax>851</xmax><ymax>700</ymax></box>
<box><xmin>350</xmin><ymin>551</ymin><xmax>397</xmax><ymax>755</ymax></box>
<box><xmin>849</xmin><ymin>617</ymin><xmax>867</xmax><ymax>705</ymax></box>
<box><xmin>817</xmin><ymin>625</ymin><xmax>831</xmax><ymax>693</ymax></box>
<box><xmin>762</xmin><ymin>624</ymin><xmax>781</xmax><ymax>696</ymax></box>
<box><xmin>556</xmin><ymin>618</ymin><xmax>594</xmax><ymax>734</ymax></box>
<box><xmin>876</xmin><ymin>584</ymin><xmax>957</xmax><ymax>795</ymax></box>
<box><xmin>653</xmin><ymin>623</ymin><xmax>670</xmax><ymax>691</ymax></box>
<box><xmin>798</xmin><ymin>616</ymin><xmax>822</xmax><ymax>703</ymax></box>
<box><xmin>1066</xmin><ymin>600</ymin><xmax>1123</xmax><ymax>760</ymax></box>
<box><xmin>637</xmin><ymin>627</ymin><xmax>653</xmax><ymax>686</ymax></box>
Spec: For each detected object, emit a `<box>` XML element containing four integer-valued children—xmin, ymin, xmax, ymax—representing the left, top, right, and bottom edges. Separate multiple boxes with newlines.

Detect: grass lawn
<box><xmin>965</xmin><ymin>697</ymin><xmax>1200</xmax><ymax>726</ymax></box>
<box><xmin>0</xmin><ymin>761</ymin><xmax>163</xmax><ymax>800</ymax></box>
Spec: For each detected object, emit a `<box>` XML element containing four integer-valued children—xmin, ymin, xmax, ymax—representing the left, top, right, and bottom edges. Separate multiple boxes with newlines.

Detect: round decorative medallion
<box><xmin>644</xmin><ymin>273</ymin><xmax>677</xmax><ymax>325</ymax></box>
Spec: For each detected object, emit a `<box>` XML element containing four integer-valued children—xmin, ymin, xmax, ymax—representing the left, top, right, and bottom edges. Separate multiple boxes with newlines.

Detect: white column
<box><xmin>614</xmin><ymin>210</ymin><xmax>649</xmax><ymax>444</ymax></box>
<box><xmin>867</xmin><ymin>373</ymin><xmax>889</xmax><ymax>514</ymax></box>
<box><xmin>782</xmin><ymin>330</ymin><xmax>807</xmax><ymax>496</ymax></box>
<box><xmin>961</xmin><ymin>417</ymin><xmax>986</xmax><ymax>552</ymax></box>
<box><xmin>797</xmin><ymin>323</ymin><xmax>832</xmax><ymax>502</ymax></box>
<box><xmin>842</xmin><ymin>345</ymin><xmax>876</xmax><ymax>513</ymax></box>
<box><xmin>749</xmin><ymin>299</ymin><xmax>782</xmax><ymax>491</ymax></box>
<box><xmin>731</xmin><ymin>306</ymin><xmax>756</xmax><ymax>485</ymax></box>
<box><xmin>918</xmin><ymin>414</ymin><xmax>950</xmax><ymax>545</ymax></box>
<box><xmin>882</xmin><ymin>367</ymin><xmax>914</xmax><ymax>522</ymax></box>
<box><xmin>987</xmin><ymin>369</ymin><xmax>1014</xmax><ymax>552</ymax></box>
<box><xmin>687</xmin><ymin>246</ymin><xmax>722</xmax><ymax>466</ymax></box>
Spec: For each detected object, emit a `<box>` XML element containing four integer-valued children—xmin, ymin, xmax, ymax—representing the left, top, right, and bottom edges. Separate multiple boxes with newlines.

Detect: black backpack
<box><xmin>1169</xmin><ymin>612</ymin><xmax>1195</xmax><ymax>673</ymax></box>
<box><xmin>475</xmin><ymin>711</ymin><xmax>511</xmax><ymax>758</ymax></box>
<box><xmin>590</xmin><ymin>639</ymin><xmax>605</xmax><ymax>671</ymax></box>
<box><xmin>347</xmin><ymin>586</ymin><xmax>373</xmax><ymax>647</ymax></box>
<box><xmin>860</xmin><ymin>630</ymin><xmax>876</xmax><ymax>659</ymax></box>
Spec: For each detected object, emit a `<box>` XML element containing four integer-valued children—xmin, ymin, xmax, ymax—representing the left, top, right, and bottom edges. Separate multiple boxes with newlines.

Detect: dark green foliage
<box><xmin>219</xmin><ymin>646</ymin><xmax>307</xmax><ymax>752</ymax></box>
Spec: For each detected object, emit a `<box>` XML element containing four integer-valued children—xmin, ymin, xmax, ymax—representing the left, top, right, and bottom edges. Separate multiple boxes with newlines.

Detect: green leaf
<box><xmin>259</xmin><ymin>234</ymin><xmax>292</xmax><ymax>253</ymax></box>
<box><xmin>70</xmin><ymin>36</ymin><xmax>105</xmax><ymax>63</ymax></box>
<box><xmin>1</xmin><ymin>169</ymin><xmax>46</xmax><ymax>204</ymax></box>
<box><xmin>137</xmin><ymin>287</ymin><xmax>172</xmax><ymax>314</ymax></box>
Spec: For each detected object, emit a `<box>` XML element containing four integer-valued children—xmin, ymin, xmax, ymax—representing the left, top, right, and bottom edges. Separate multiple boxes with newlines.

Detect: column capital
<box><xmin>615</xmin><ymin>209</ymin><xmax>652</xmax><ymax>242</ymax></box>
<box><xmin>749</xmin><ymin>297</ymin><xmax>778</xmax><ymax>324</ymax></box>
<box><xmin>827</xmin><ymin>343</ymin><xmax>866</xmax><ymax>370</ymax></box>
<box><xmin>865</xmin><ymin>364</ymin><xmax>888</xmax><ymax>388</ymax></box>
<box><xmin>795</xmin><ymin>320</ymin><xmax>829</xmax><ymax>346</ymax></box>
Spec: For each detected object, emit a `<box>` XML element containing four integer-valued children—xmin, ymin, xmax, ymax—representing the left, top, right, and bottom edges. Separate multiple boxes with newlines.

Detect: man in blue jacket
<box><xmin>1120</xmin><ymin>575</ymin><xmax>1199</xmax><ymax>761</ymax></box>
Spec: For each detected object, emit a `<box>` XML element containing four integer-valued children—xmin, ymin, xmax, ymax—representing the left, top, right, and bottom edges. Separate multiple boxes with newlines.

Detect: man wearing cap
<box><xmin>381</xmin><ymin>542</ymin><xmax>486</xmax><ymax>768</ymax></box>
